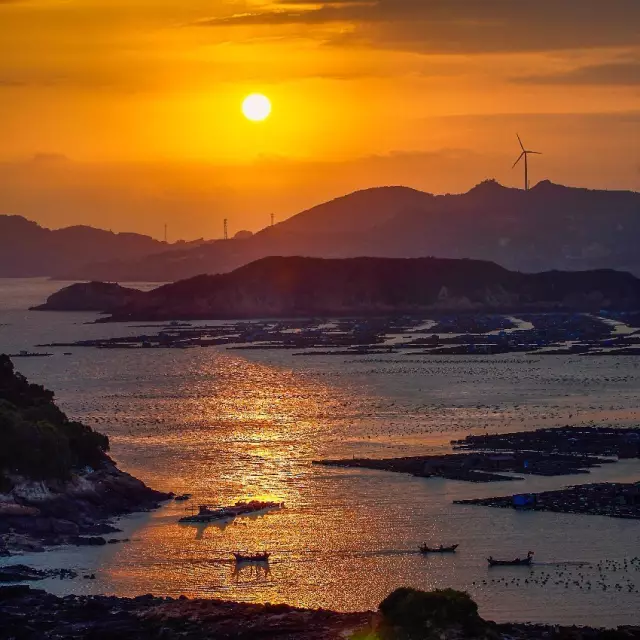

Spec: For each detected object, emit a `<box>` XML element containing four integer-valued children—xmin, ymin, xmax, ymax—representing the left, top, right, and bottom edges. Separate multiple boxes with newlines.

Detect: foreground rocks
<box><xmin>0</xmin><ymin>463</ymin><xmax>171</xmax><ymax>553</ymax></box>
<box><xmin>1</xmin><ymin>587</ymin><xmax>639</xmax><ymax>640</ymax></box>
<box><xmin>0</xmin><ymin>587</ymin><xmax>372</xmax><ymax>640</ymax></box>
<box><xmin>0</xmin><ymin>565</ymin><xmax>77</xmax><ymax>583</ymax></box>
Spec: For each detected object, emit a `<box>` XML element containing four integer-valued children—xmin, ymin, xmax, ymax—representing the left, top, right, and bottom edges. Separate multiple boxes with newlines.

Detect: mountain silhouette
<box><xmin>0</xmin><ymin>215</ymin><xmax>204</xmax><ymax>277</ymax></box>
<box><xmin>4</xmin><ymin>180</ymin><xmax>639</xmax><ymax>280</ymax></box>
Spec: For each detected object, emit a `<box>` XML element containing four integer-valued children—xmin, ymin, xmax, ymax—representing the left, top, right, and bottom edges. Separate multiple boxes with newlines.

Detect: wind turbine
<box><xmin>512</xmin><ymin>134</ymin><xmax>541</xmax><ymax>191</ymax></box>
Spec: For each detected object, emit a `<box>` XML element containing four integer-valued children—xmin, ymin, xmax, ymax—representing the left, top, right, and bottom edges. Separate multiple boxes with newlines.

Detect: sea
<box><xmin>1</xmin><ymin>277</ymin><xmax>639</xmax><ymax>627</ymax></box>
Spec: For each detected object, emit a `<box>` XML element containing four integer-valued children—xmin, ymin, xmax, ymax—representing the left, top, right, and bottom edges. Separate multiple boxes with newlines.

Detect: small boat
<box><xmin>233</xmin><ymin>552</ymin><xmax>270</xmax><ymax>563</ymax></box>
<box><xmin>174</xmin><ymin>493</ymin><xmax>192</xmax><ymax>502</ymax></box>
<box><xmin>419</xmin><ymin>544</ymin><xmax>459</xmax><ymax>554</ymax></box>
<box><xmin>488</xmin><ymin>551</ymin><xmax>534</xmax><ymax>567</ymax></box>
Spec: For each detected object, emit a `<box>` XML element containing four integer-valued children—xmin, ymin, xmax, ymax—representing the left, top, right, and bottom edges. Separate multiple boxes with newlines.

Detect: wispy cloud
<box><xmin>197</xmin><ymin>0</ymin><xmax>640</xmax><ymax>54</ymax></box>
<box><xmin>515</xmin><ymin>60</ymin><xmax>640</xmax><ymax>86</ymax></box>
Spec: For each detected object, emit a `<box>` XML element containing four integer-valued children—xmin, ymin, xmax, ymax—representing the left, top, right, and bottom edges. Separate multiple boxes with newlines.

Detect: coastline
<box><xmin>2</xmin><ymin>585</ymin><xmax>640</xmax><ymax>640</ymax></box>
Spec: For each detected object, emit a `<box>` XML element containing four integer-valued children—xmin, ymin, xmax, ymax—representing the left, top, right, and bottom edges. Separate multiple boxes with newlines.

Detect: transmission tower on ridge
<box><xmin>223</xmin><ymin>219</ymin><xmax>228</xmax><ymax>240</ymax></box>
<box><xmin>271</xmin><ymin>213</ymin><xmax>275</xmax><ymax>227</ymax></box>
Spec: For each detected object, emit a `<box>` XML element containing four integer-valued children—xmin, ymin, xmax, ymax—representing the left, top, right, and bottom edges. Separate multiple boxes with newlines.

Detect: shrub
<box><xmin>379</xmin><ymin>588</ymin><xmax>482</xmax><ymax>638</ymax></box>
<box><xmin>0</xmin><ymin>355</ymin><xmax>110</xmax><ymax>481</ymax></box>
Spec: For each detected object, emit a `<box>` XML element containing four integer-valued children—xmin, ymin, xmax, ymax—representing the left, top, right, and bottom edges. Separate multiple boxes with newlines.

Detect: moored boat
<box><xmin>419</xmin><ymin>544</ymin><xmax>459</xmax><ymax>554</ymax></box>
<box><xmin>488</xmin><ymin>551</ymin><xmax>534</xmax><ymax>567</ymax></box>
<box><xmin>179</xmin><ymin>500</ymin><xmax>284</xmax><ymax>523</ymax></box>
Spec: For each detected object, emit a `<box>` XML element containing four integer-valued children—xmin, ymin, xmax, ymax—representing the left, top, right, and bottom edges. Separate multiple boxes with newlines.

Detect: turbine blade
<box><xmin>512</xmin><ymin>152</ymin><xmax>525</xmax><ymax>168</ymax></box>
<box><xmin>528</xmin><ymin>151</ymin><xmax>542</xmax><ymax>155</ymax></box>
<box><xmin>516</xmin><ymin>133</ymin><xmax>525</xmax><ymax>151</ymax></box>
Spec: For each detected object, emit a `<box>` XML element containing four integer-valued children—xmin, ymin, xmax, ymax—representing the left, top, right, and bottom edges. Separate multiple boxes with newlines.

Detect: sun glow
<box><xmin>242</xmin><ymin>93</ymin><xmax>272</xmax><ymax>122</ymax></box>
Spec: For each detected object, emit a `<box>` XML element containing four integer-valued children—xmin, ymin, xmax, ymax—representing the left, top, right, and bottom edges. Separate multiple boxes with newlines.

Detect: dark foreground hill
<box><xmin>97</xmin><ymin>256</ymin><xmax>640</xmax><ymax>322</ymax></box>
<box><xmin>1</xmin><ymin>586</ymin><xmax>638</xmax><ymax>640</ymax></box>
<box><xmin>0</xmin><ymin>215</ymin><xmax>204</xmax><ymax>278</ymax></box>
<box><xmin>58</xmin><ymin>180</ymin><xmax>640</xmax><ymax>282</ymax></box>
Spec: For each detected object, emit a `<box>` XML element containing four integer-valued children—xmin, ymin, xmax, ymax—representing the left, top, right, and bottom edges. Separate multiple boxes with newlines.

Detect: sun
<box><xmin>242</xmin><ymin>94</ymin><xmax>271</xmax><ymax>122</ymax></box>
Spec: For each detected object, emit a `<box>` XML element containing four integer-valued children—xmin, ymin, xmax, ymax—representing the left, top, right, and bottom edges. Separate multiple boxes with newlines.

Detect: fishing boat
<box><xmin>487</xmin><ymin>551</ymin><xmax>534</xmax><ymax>567</ymax></box>
<box><xmin>233</xmin><ymin>552</ymin><xmax>270</xmax><ymax>563</ymax></box>
<box><xmin>419</xmin><ymin>544</ymin><xmax>459</xmax><ymax>554</ymax></box>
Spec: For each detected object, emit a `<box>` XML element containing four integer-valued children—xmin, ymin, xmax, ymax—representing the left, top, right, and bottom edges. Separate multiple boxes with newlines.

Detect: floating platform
<box><xmin>179</xmin><ymin>500</ymin><xmax>284</xmax><ymax>523</ymax></box>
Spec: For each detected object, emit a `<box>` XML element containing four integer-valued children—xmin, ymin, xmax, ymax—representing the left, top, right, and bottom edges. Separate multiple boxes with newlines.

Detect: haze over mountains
<box><xmin>2</xmin><ymin>180</ymin><xmax>639</xmax><ymax>281</ymax></box>
<box><xmin>0</xmin><ymin>214</ymin><xmax>204</xmax><ymax>278</ymax></box>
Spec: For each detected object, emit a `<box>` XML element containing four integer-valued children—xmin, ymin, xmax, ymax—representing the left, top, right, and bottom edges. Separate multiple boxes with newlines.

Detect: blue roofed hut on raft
<box><xmin>513</xmin><ymin>494</ymin><xmax>536</xmax><ymax>509</ymax></box>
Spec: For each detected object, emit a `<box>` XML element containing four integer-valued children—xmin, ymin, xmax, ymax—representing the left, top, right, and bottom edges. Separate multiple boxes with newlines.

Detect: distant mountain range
<box><xmin>0</xmin><ymin>215</ymin><xmax>204</xmax><ymax>278</ymax></box>
<box><xmin>3</xmin><ymin>180</ymin><xmax>639</xmax><ymax>281</ymax></box>
<box><xmin>36</xmin><ymin>256</ymin><xmax>640</xmax><ymax>321</ymax></box>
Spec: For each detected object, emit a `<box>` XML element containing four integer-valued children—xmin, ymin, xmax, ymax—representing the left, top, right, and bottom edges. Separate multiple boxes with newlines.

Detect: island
<box><xmin>32</xmin><ymin>256</ymin><xmax>640</xmax><ymax>322</ymax></box>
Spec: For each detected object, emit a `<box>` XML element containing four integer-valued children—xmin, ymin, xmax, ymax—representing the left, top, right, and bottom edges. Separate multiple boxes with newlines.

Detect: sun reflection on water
<box><xmin>21</xmin><ymin>347</ymin><xmax>640</xmax><ymax>624</ymax></box>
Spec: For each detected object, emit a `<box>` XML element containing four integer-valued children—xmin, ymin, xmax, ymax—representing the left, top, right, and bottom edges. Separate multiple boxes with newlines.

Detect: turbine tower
<box><xmin>512</xmin><ymin>134</ymin><xmax>541</xmax><ymax>191</ymax></box>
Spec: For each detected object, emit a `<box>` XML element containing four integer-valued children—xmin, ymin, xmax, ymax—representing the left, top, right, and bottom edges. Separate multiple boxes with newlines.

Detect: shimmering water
<box><xmin>1</xmin><ymin>278</ymin><xmax>639</xmax><ymax>626</ymax></box>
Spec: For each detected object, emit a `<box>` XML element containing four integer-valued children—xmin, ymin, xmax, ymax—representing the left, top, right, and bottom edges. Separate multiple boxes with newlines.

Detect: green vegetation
<box><xmin>378</xmin><ymin>588</ymin><xmax>483</xmax><ymax>639</ymax></box>
<box><xmin>0</xmin><ymin>355</ymin><xmax>109</xmax><ymax>486</ymax></box>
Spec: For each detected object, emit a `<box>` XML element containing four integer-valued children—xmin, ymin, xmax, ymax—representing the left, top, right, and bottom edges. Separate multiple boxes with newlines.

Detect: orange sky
<box><xmin>0</xmin><ymin>0</ymin><xmax>638</xmax><ymax>239</ymax></box>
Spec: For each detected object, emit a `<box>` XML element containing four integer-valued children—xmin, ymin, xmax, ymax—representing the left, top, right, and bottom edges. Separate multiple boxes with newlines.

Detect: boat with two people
<box><xmin>487</xmin><ymin>551</ymin><xmax>534</xmax><ymax>567</ymax></box>
<box><xmin>419</xmin><ymin>544</ymin><xmax>459</xmax><ymax>554</ymax></box>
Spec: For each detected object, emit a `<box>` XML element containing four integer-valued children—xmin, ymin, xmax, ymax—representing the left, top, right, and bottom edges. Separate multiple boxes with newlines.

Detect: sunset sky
<box><xmin>1</xmin><ymin>0</ymin><xmax>638</xmax><ymax>239</ymax></box>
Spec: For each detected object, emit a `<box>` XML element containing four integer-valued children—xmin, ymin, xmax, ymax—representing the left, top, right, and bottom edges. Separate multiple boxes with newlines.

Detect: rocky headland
<box><xmin>30</xmin><ymin>281</ymin><xmax>145</xmax><ymax>312</ymax></box>
<box><xmin>0</xmin><ymin>355</ymin><xmax>170</xmax><ymax>555</ymax></box>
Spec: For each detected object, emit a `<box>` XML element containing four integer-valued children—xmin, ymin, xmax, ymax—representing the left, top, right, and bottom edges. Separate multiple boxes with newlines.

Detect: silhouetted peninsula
<box><xmin>31</xmin><ymin>281</ymin><xmax>145</xmax><ymax>312</ymax></box>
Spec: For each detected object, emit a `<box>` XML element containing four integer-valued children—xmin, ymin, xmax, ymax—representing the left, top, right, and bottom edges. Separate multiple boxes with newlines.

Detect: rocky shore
<box><xmin>0</xmin><ymin>463</ymin><xmax>170</xmax><ymax>554</ymax></box>
<box><xmin>0</xmin><ymin>355</ymin><xmax>171</xmax><ymax>555</ymax></box>
<box><xmin>0</xmin><ymin>586</ymin><xmax>372</xmax><ymax>640</ymax></box>
<box><xmin>1</xmin><ymin>586</ymin><xmax>639</xmax><ymax>640</ymax></box>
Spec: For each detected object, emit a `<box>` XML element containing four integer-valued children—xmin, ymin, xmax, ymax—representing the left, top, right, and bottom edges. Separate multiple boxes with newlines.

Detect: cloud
<box><xmin>514</xmin><ymin>60</ymin><xmax>640</xmax><ymax>86</ymax></box>
<box><xmin>196</xmin><ymin>0</ymin><xmax>640</xmax><ymax>54</ymax></box>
